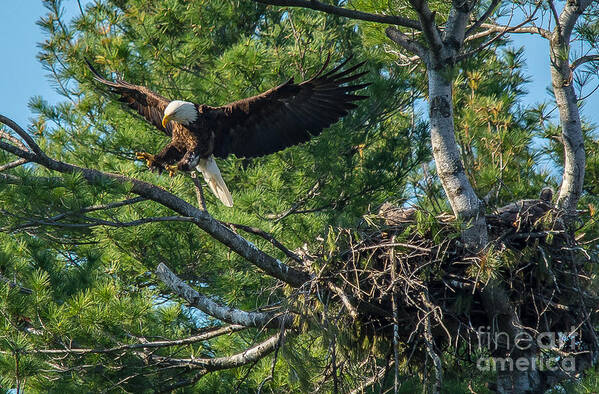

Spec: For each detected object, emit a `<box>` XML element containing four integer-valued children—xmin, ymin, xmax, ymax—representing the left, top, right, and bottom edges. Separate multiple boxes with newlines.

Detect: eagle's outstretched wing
<box><xmin>85</xmin><ymin>59</ymin><xmax>173</xmax><ymax>136</ymax></box>
<box><xmin>210</xmin><ymin>56</ymin><xmax>369</xmax><ymax>159</ymax></box>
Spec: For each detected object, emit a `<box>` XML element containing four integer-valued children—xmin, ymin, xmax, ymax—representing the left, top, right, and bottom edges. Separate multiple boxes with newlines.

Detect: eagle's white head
<box><xmin>162</xmin><ymin>100</ymin><xmax>198</xmax><ymax>127</ymax></box>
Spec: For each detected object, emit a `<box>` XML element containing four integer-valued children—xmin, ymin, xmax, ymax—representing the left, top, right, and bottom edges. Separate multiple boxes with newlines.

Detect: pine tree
<box><xmin>0</xmin><ymin>0</ymin><xmax>598</xmax><ymax>392</ymax></box>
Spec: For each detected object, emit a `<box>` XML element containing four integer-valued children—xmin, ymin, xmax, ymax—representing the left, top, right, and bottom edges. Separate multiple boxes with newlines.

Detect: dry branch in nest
<box><xmin>297</xmin><ymin>193</ymin><xmax>598</xmax><ymax>389</ymax></box>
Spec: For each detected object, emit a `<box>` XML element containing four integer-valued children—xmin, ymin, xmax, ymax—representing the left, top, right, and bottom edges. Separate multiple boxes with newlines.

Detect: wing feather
<box><xmin>85</xmin><ymin>59</ymin><xmax>173</xmax><ymax>136</ymax></box>
<box><xmin>211</xmin><ymin>57</ymin><xmax>370</xmax><ymax>158</ymax></box>
<box><xmin>319</xmin><ymin>55</ymin><xmax>354</xmax><ymax>79</ymax></box>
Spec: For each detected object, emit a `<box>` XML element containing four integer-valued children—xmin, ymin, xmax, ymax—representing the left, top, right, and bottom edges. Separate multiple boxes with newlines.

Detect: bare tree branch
<box><xmin>75</xmin><ymin>197</ymin><xmax>148</xmax><ymax>214</ymax></box>
<box><xmin>221</xmin><ymin>221</ymin><xmax>303</xmax><ymax>264</ymax></box>
<box><xmin>190</xmin><ymin>171</ymin><xmax>207</xmax><ymax>211</ymax></box>
<box><xmin>571</xmin><ymin>55</ymin><xmax>599</xmax><ymax>71</ymax></box>
<box><xmin>385</xmin><ymin>27</ymin><xmax>426</xmax><ymax>59</ymax></box>
<box><xmin>22</xmin><ymin>325</ymin><xmax>246</xmax><ymax>355</ymax></box>
<box><xmin>8</xmin><ymin>215</ymin><xmax>195</xmax><ymax>231</ymax></box>
<box><xmin>156</xmin><ymin>372</ymin><xmax>205</xmax><ymax>393</ymax></box>
<box><xmin>348</xmin><ymin>360</ymin><xmax>395</xmax><ymax>394</ymax></box>
<box><xmin>253</xmin><ymin>0</ymin><xmax>421</xmax><ymax>30</ymax></box>
<box><xmin>464</xmin><ymin>0</ymin><xmax>500</xmax><ymax>38</ymax></box>
<box><xmin>0</xmin><ymin>129</ymin><xmax>30</xmax><ymax>152</ymax></box>
<box><xmin>9</xmin><ymin>197</ymin><xmax>148</xmax><ymax>232</ymax></box>
<box><xmin>457</xmin><ymin>6</ymin><xmax>544</xmax><ymax>62</ymax></box>
<box><xmin>0</xmin><ymin>172</ymin><xmax>25</xmax><ymax>183</ymax></box>
<box><xmin>409</xmin><ymin>0</ymin><xmax>443</xmax><ymax>64</ymax></box>
<box><xmin>156</xmin><ymin>263</ymin><xmax>293</xmax><ymax>328</ymax></box>
<box><xmin>328</xmin><ymin>282</ymin><xmax>358</xmax><ymax>320</ymax></box>
<box><xmin>0</xmin><ymin>115</ymin><xmax>46</xmax><ymax>159</ymax></box>
<box><xmin>0</xmin><ymin>158</ymin><xmax>28</xmax><ymax>172</ymax></box>
<box><xmin>0</xmin><ymin>116</ymin><xmax>312</xmax><ymax>287</ymax></box>
<box><xmin>149</xmin><ymin>332</ymin><xmax>283</xmax><ymax>371</ymax></box>
<box><xmin>548</xmin><ymin>0</ymin><xmax>562</xmax><ymax>38</ymax></box>
<box><xmin>478</xmin><ymin>22</ymin><xmax>551</xmax><ymax>39</ymax></box>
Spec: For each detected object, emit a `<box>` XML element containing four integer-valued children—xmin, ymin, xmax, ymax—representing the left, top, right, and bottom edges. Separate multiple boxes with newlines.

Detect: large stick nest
<box><xmin>298</xmin><ymin>195</ymin><xmax>599</xmax><ymax>377</ymax></box>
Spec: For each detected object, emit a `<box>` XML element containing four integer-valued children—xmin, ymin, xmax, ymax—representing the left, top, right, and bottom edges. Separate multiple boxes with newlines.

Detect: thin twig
<box><xmin>22</xmin><ymin>325</ymin><xmax>245</xmax><ymax>355</ymax></box>
<box><xmin>0</xmin><ymin>158</ymin><xmax>28</xmax><ymax>172</ymax></box>
<box><xmin>220</xmin><ymin>221</ymin><xmax>303</xmax><ymax>264</ymax></box>
<box><xmin>190</xmin><ymin>172</ymin><xmax>207</xmax><ymax>211</ymax></box>
<box><xmin>0</xmin><ymin>115</ymin><xmax>46</xmax><ymax>158</ymax></box>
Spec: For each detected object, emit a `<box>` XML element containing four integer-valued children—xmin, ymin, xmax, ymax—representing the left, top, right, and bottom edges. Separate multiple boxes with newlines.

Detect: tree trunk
<box><xmin>551</xmin><ymin>40</ymin><xmax>585</xmax><ymax>216</ymax></box>
<box><xmin>550</xmin><ymin>0</ymin><xmax>593</xmax><ymax>216</ymax></box>
<box><xmin>427</xmin><ymin>69</ymin><xmax>488</xmax><ymax>250</ymax></box>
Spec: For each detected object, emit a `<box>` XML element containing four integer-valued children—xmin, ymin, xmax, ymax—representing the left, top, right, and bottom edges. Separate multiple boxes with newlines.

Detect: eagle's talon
<box><xmin>136</xmin><ymin>151</ymin><xmax>155</xmax><ymax>168</ymax></box>
<box><xmin>165</xmin><ymin>164</ymin><xmax>179</xmax><ymax>177</ymax></box>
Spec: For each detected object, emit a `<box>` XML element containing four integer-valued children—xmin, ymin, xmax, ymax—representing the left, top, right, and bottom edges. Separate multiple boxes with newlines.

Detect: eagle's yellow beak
<box><xmin>162</xmin><ymin>114</ymin><xmax>171</xmax><ymax>128</ymax></box>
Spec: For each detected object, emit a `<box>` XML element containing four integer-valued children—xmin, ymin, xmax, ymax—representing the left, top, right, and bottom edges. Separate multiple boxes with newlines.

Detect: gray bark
<box><xmin>550</xmin><ymin>0</ymin><xmax>594</xmax><ymax>215</ymax></box>
<box><xmin>149</xmin><ymin>333</ymin><xmax>283</xmax><ymax>371</ymax></box>
<box><xmin>428</xmin><ymin>67</ymin><xmax>487</xmax><ymax>250</ymax></box>
<box><xmin>386</xmin><ymin>1</ymin><xmax>488</xmax><ymax>251</ymax></box>
<box><xmin>156</xmin><ymin>263</ymin><xmax>292</xmax><ymax>328</ymax></box>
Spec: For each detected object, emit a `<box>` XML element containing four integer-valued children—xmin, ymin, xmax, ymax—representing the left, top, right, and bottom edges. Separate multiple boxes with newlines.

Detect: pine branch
<box><xmin>0</xmin><ymin>274</ymin><xmax>33</xmax><ymax>295</ymax></box>
<box><xmin>253</xmin><ymin>0</ymin><xmax>421</xmax><ymax>30</ymax></box>
<box><xmin>0</xmin><ymin>115</ymin><xmax>312</xmax><ymax>287</ymax></box>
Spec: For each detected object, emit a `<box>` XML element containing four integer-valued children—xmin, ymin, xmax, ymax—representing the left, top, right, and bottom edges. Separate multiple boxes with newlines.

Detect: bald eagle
<box><xmin>85</xmin><ymin>57</ymin><xmax>369</xmax><ymax>207</ymax></box>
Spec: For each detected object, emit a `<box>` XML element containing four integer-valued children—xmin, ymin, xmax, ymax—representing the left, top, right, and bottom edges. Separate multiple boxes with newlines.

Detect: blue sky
<box><xmin>0</xmin><ymin>2</ymin><xmax>85</xmax><ymax>128</ymax></box>
<box><xmin>1</xmin><ymin>2</ymin><xmax>597</xmax><ymax>130</ymax></box>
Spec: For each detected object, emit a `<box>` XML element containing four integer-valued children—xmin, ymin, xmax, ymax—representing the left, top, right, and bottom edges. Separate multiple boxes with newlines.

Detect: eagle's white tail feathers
<box><xmin>196</xmin><ymin>156</ymin><xmax>233</xmax><ymax>207</ymax></box>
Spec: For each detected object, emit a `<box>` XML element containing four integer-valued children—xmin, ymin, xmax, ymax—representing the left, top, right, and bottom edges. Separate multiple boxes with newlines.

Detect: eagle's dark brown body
<box><xmin>85</xmin><ymin>56</ymin><xmax>369</xmax><ymax>176</ymax></box>
<box><xmin>151</xmin><ymin>105</ymin><xmax>215</xmax><ymax>172</ymax></box>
